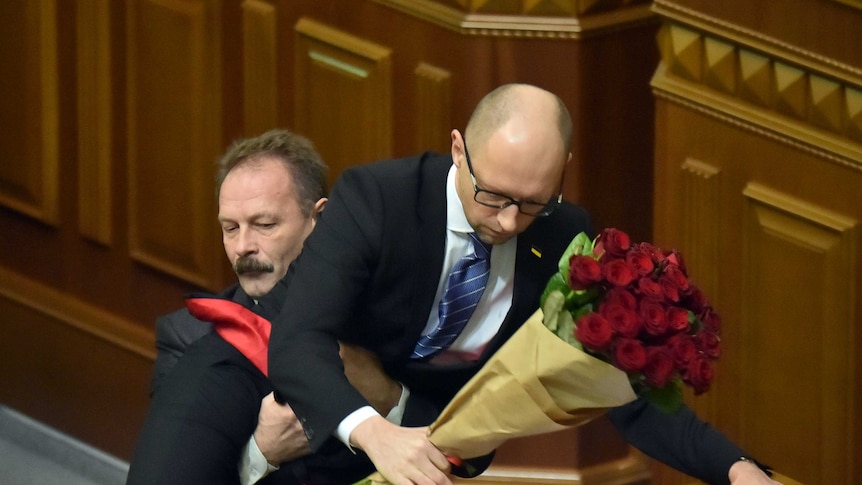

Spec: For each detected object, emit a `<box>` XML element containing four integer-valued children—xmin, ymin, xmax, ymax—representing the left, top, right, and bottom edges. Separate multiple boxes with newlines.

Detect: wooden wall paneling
<box><xmin>242</xmin><ymin>0</ymin><xmax>278</xmax><ymax>136</ymax></box>
<box><xmin>652</xmin><ymin>4</ymin><xmax>862</xmax><ymax>483</ymax></box>
<box><xmin>0</xmin><ymin>0</ymin><xmax>59</xmax><ymax>226</ymax></box>
<box><xmin>741</xmin><ymin>183</ymin><xmax>856</xmax><ymax>484</ymax></box>
<box><xmin>294</xmin><ymin>17</ymin><xmax>393</xmax><ymax>183</ymax></box>
<box><xmin>414</xmin><ymin>62</ymin><xmax>452</xmax><ymax>154</ymax></box>
<box><xmin>76</xmin><ymin>0</ymin><xmax>113</xmax><ymax>245</ymax></box>
<box><xmin>126</xmin><ymin>0</ymin><xmax>223</xmax><ymax>290</ymax></box>
<box><xmin>0</xmin><ymin>266</ymin><xmax>155</xmax><ymax>460</ymax></box>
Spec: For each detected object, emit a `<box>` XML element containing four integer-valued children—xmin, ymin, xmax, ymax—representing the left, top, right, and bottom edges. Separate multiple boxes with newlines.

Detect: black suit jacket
<box><xmin>150</xmin><ymin>283</ymin><xmax>252</xmax><ymax>395</ymax></box>
<box><xmin>269</xmin><ymin>152</ymin><xmax>585</xmax><ymax>434</ymax></box>
<box><xmin>268</xmin><ymin>152</ymin><xmax>748</xmax><ymax>485</ymax></box>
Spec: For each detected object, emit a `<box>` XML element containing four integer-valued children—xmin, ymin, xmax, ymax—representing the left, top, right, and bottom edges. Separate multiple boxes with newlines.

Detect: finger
<box><xmin>426</xmin><ymin>450</ymin><xmax>452</xmax><ymax>476</ymax></box>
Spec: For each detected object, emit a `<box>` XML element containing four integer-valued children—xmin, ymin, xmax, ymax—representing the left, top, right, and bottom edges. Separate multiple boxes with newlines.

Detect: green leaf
<box><xmin>541</xmin><ymin>290</ymin><xmax>566</xmax><ymax>332</ymax></box>
<box><xmin>540</xmin><ymin>273</ymin><xmax>569</xmax><ymax>308</ymax></box>
<box><xmin>641</xmin><ymin>382</ymin><xmax>684</xmax><ymax>414</ymax></box>
<box><xmin>555</xmin><ymin>310</ymin><xmax>582</xmax><ymax>349</ymax></box>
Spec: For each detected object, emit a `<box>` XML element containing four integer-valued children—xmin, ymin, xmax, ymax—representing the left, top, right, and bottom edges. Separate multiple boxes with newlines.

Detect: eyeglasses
<box><xmin>463</xmin><ymin>138</ymin><xmax>563</xmax><ymax>217</ymax></box>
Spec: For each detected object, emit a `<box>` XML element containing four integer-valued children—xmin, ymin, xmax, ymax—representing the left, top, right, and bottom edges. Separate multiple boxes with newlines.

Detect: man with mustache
<box><xmin>129</xmin><ymin>129</ymin><xmax>405</xmax><ymax>485</ymax></box>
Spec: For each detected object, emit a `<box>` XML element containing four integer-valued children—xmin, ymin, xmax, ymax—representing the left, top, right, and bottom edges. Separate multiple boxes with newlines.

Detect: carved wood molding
<box><xmin>0</xmin><ymin>0</ymin><xmax>60</xmax><ymax>226</ymax></box>
<box><xmin>653</xmin><ymin>0</ymin><xmax>862</xmax><ymax>79</ymax></box>
<box><xmin>0</xmin><ymin>266</ymin><xmax>155</xmax><ymax>360</ymax></box>
<box><xmin>373</xmin><ymin>0</ymin><xmax>657</xmax><ymax>38</ymax></box>
<box><xmin>242</xmin><ymin>0</ymin><xmax>278</xmax><ymax>135</ymax></box>
<box><xmin>76</xmin><ymin>0</ymin><xmax>113</xmax><ymax>245</ymax></box>
<box><xmin>833</xmin><ymin>0</ymin><xmax>862</xmax><ymax>11</ymax></box>
<box><xmin>651</xmin><ymin>11</ymin><xmax>862</xmax><ymax>172</ymax></box>
<box><xmin>680</xmin><ymin>158</ymin><xmax>721</xmax><ymax>299</ymax></box>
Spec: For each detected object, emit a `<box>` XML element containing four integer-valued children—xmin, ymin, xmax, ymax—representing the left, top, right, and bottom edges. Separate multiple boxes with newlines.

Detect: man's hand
<box><xmin>340</xmin><ymin>343</ymin><xmax>402</xmax><ymax>416</ymax></box>
<box><xmin>350</xmin><ymin>415</ymin><xmax>452</xmax><ymax>485</ymax></box>
<box><xmin>729</xmin><ymin>460</ymin><xmax>782</xmax><ymax>484</ymax></box>
<box><xmin>253</xmin><ymin>392</ymin><xmax>311</xmax><ymax>465</ymax></box>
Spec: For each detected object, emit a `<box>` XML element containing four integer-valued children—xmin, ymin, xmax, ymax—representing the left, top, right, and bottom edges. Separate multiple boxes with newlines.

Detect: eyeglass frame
<box><xmin>462</xmin><ymin>137</ymin><xmax>563</xmax><ymax>217</ymax></box>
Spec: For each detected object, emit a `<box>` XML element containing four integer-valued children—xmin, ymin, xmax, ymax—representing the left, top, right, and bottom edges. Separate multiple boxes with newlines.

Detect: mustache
<box><xmin>234</xmin><ymin>256</ymin><xmax>274</xmax><ymax>275</ymax></box>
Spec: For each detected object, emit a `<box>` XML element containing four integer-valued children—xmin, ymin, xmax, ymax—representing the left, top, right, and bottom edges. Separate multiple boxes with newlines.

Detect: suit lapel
<box><xmin>404</xmin><ymin>153</ymin><xmax>451</xmax><ymax>355</ymax></box>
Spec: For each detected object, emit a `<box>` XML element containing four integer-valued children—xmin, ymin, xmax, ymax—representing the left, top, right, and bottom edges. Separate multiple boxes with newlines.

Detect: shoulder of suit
<box><xmin>341</xmin><ymin>151</ymin><xmax>451</xmax><ymax>177</ymax></box>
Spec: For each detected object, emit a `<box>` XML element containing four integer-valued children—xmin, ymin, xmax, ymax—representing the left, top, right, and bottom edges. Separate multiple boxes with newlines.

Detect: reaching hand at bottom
<box><xmin>350</xmin><ymin>415</ymin><xmax>452</xmax><ymax>485</ymax></box>
<box><xmin>729</xmin><ymin>460</ymin><xmax>782</xmax><ymax>484</ymax></box>
<box><xmin>253</xmin><ymin>392</ymin><xmax>311</xmax><ymax>465</ymax></box>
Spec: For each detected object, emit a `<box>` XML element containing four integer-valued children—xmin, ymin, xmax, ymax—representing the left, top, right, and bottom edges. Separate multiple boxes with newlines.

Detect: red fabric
<box><xmin>186</xmin><ymin>297</ymin><xmax>271</xmax><ymax>376</ymax></box>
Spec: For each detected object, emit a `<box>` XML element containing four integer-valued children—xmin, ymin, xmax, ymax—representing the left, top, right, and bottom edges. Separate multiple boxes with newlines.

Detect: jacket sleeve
<box><xmin>607</xmin><ymin>398</ymin><xmax>749</xmax><ymax>485</ymax></box>
<box><xmin>268</xmin><ymin>165</ymin><xmax>392</xmax><ymax>451</ymax></box>
<box><xmin>151</xmin><ymin>310</ymin><xmax>213</xmax><ymax>396</ymax></box>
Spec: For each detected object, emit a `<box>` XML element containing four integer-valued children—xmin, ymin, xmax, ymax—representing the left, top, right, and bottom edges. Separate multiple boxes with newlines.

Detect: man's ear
<box><xmin>312</xmin><ymin>197</ymin><xmax>327</xmax><ymax>220</ymax></box>
<box><xmin>451</xmin><ymin>129</ymin><xmax>465</xmax><ymax>168</ymax></box>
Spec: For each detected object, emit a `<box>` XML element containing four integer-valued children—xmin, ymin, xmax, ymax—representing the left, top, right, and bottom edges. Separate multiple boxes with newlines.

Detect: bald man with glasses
<box><xmin>267</xmin><ymin>84</ymin><xmax>776</xmax><ymax>485</ymax></box>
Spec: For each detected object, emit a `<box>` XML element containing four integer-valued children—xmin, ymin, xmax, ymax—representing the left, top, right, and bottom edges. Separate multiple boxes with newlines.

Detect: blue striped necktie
<box><xmin>413</xmin><ymin>233</ymin><xmax>492</xmax><ymax>359</ymax></box>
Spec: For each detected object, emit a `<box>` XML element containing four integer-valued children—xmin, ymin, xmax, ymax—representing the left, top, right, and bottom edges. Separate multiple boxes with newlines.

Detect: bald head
<box><xmin>451</xmin><ymin>84</ymin><xmax>572</xmax><ymax>246</ymax></box>
<box><xmin>464</xmin><ymin>84</ymin><xmax>573</xmax><ymax>157</ymax></box>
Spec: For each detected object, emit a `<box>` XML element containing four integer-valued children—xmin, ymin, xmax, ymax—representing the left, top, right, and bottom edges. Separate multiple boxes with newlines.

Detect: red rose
<box><xmin>604</xmin><ymin>287</ymin><xmax>637</xmax><ymax>310</ymax></box>
<box><xmin>682</xmin><ymin>354</ymin><xmax>714</xmax><ymax>394</ymax></box>
<box><xmin>636</xmin><ymin>277</ymin><xmax>663</xmax><ymax>301</ymax></box>
<box><xmin>666</xmin><ymin>306</ymin><xmax>691</xmax><ymax>333</ymax></box>
<box><xmin>694</xmin><ymin>329</ymin><xmax>721</xmax><ymax>359</ymax></box>
<box><xmin>662</xmin><ymin>264</ymin><xmax>691</xmax><ymax>294</ymax></box>
<box><xmin>634</xmin><ymin>242</ymin><xmax>664</xmax><ymax>264</ymax></box>
<box><xmin>698</xmin><ymin>307</ymin><xmax>721</xmax><ymax>332</ymax></box>
<box><xmin>602</xmin><ymin>259</ymin><xmax>637</xmax><ymax>287</ymax></box>
<box><xmin>600</xmin><ymin>302</ymin><xmax>641</xmax><ymax>338</ymax></box>
<box><xmin>568</xmin><ymin>254</ymin><xmax>602</xmax><ymax>290</ymax></box>
<box><xmin>666</xmin><ymin>334</ymin><xmax>697</xmax><ymax>368</ymax></box>
<box><xmin>613</xmin><ymin>338</ymin><xmax>647</xmax><ymax>373</ymax></box>
<box><xmin>575</xmin><ymin>313</ymin><xmax>613</xmax><ymax>350</ymax></box>
<box><xmin>643</xmin><ymin>346</ymin><xmax>675</xmax><ymax>388</ymax></box>
<box><xmin>659</xmin><ymin>275</ymin><xmax>680</xmax><ymax>302</ymax></box>
<box><xmin>594</xmin><ymin>228</ymin><xmax>631</xmax><ymax>259</ymax></box>
<box><xmin>626</xmin><ymin>248</ymin><xmax>655</xmax><ymax>276</ymax></box>
<box><xmin>684</xmin><ymin>285</ymin><xmax>708</xmax><ymax>313</ymax></box>
<box><xmin>639</xmin><ymin>300</ymin><xmax>668</xmax><ymax>336</ymax></box>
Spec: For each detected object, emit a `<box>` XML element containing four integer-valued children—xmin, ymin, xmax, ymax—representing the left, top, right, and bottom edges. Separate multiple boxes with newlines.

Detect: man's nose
<box><xmin>234</xmin><ymin>227</ymin><xmax>258</xmax><ymax>255</ymax></box>
<box><xmin>497</xmin><ymin>204</ymin><xmax>521</xmax><ymax>232</ymax></box>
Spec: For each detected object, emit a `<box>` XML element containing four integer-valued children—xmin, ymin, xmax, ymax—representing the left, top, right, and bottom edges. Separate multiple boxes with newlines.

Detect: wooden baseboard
<box><xmin>0</xmin><ymin>267</ymin><xmax>155</xmax><ymax>460</ymax></box>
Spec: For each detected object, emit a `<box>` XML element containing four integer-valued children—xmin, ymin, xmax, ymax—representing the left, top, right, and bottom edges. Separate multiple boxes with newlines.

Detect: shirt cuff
<box><xmin>384</xmin><ymin>384</ymin><xmax>410</xmax><ymax>425</ymax></box>
<box><xmin>335</xmin><ymin>384</ymin><xmax>409</xmax><ymax>451</ymax></box>
<box><xmin>335</xmin><ymin>406</ymin><xmax>379</xmax><ymax>452</ymax></box>
<box><xmin>239</xmin><ymin>436</ymin><xmax>279</xmax><ymax>485</ymax></box>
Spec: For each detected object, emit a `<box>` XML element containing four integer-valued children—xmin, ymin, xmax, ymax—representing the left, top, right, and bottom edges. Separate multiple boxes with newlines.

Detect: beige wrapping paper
<box><xmin>427</xmin><ymin>308</ymin><xmax>637</xmax><ymax>458</ymax></box>
<box><xmin>358</xmin><ymin>309</ymin><xmax>637</xmax><ymax>484</ymax></box>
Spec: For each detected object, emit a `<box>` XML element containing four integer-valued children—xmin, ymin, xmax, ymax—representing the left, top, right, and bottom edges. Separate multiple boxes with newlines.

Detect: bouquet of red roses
<box><xmin>540</xmin><ymin>228</ymin><xmax>721</xmax><ymax>413</ymax></box>
<box><xmin>355</xmin><ymin>228</ymin><xmax>722</xmax><ymax>484</ymax></box>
